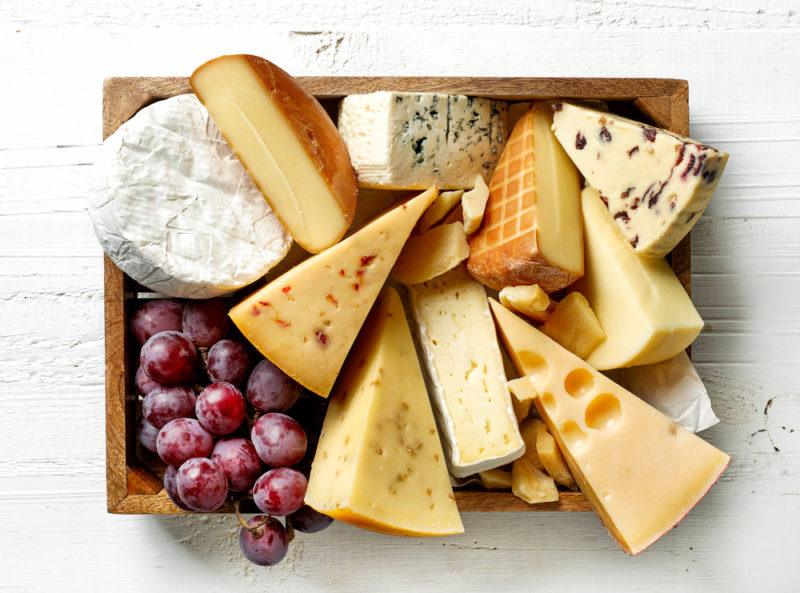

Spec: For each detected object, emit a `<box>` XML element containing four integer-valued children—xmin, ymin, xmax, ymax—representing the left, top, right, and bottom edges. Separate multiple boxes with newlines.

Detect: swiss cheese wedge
<box><xmin>230</xmin><ymin>187</ymin><xmax>438</xmax><ymax>397</ymax></box>
<box><xmin>191</xmin><ymin>55</ymin><xmax>358</xmax><ymax>253</ymax></box>
<box><xmin>490</xmin><ymin>300</ymin><xmax>730</xmax><ymax>555</ymax></box>
<box><xmin>305</xmin><ymin>288</ymin><xmax>464</xmax><ymax>536</ymax></box>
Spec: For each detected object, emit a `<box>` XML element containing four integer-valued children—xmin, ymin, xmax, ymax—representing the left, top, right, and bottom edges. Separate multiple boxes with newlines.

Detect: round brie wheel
<box><xmin>89</xmin><ymin>94</ymin><xmax>292</xmax><ymax>298</ymax></box>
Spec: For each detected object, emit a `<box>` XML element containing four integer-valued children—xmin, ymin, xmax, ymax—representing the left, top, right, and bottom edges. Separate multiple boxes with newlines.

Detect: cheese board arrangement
<box><xmin>95</xmin><ymin>55</ymin><xmax>731</xmax><ymax>566</ymax></box>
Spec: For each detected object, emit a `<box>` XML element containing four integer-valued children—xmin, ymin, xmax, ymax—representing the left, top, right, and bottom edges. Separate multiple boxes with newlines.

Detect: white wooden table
<box><xmin>1</xmin><ymin>1</ymin><xmax>798</xmax><ymax>591</ymax></box>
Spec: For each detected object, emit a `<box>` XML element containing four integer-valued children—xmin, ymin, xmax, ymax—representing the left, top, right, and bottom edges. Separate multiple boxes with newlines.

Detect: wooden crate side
<box><xmin>103</xmin><ymin>76</ymin><xmax>689</xmax><ymax>514</ymax></box>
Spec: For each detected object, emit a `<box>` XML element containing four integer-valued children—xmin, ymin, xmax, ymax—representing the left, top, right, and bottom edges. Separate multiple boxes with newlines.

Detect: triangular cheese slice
<box><xmin>490</xmin><ymin>299</ymin><xmax>730</xmax><ymax>555</ymax></box>
<box><xmin>305</xmin><ymin>288</ymin><xmax>464</xmax><ymax>536</ymax></box>
<box><xmin>230</xmin><ymin>187</ymin><xmax>438</xmax><ymax>396</ymax></box>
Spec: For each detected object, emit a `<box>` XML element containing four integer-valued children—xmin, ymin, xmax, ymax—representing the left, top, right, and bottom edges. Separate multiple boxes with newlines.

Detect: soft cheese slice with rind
<box><xmin>575</xmin><ymin>187</ymin><xmax>703</xmax><ymax>369</ymax></box>
<box><xmin>89</xmin><ymin>94</ymin><xmax>291</xmax><ymax>298</ymax></box>
<box><xmin>191</xmin><ymin>55</ymin><xmax>358</xmax><ymax>253</ymax></box>
<box><xmin>407</xmin><ymin>266</ymin><xmax>524</xmax><ymax>477</ymax></box>
<box><xmin>229</xmin><ymin>187</ymin><xmax>438</xmax><ymax>397</ymax></box>
<box><xmin>490</xmin><ymin>299</ymin><xmax>730</xmax><ymax>555</ymax></box>
<box><xmin>305</xmin><ymin>288</ymin><xmax>464</xmax><ymax>537</ymax></box>
<box><xmin>552</xmin><ymin>101</ymin><xmax>728</xmax><ymax>258</ymax></box>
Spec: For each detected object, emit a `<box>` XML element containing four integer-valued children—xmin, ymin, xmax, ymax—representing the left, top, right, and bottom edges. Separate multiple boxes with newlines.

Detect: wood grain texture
<box><xmin>103</xmin><ymin>75</ymin><xmax>691</xmax><ymax>515</ymax></box>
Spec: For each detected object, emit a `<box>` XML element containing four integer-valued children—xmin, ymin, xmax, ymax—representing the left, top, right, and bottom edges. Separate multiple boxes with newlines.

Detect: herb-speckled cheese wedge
<box><xmin>551</xmin><ymin>102</ymin><xmax>728</xmax><ymax>258</ymax></box>
<box><xmin>305</xmin><ymin>288</ymin><xmax>464</xmax><ymax>537</ymax></box>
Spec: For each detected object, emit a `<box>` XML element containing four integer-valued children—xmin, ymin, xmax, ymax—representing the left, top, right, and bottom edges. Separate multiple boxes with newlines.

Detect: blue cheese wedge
<box><xmin>407</xmin><ymin>265</ymin><xmax>524</xmax><ymax>477</ymax></box>
<box><xmin>551</xmin><ymin>102</ymin><xmax>728</xmax><ymax>258</ymax></box>
<box><xmin>338</xmin><ymin>92</ymin><xmax>508</xmax><ymax>190</ymax></box>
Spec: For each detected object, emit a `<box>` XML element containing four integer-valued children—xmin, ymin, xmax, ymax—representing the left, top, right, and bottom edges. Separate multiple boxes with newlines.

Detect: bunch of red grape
<box><xmin>132</xmin><ymin>298</ymin><xmax>332</xmax><ymax>566</ymax></box>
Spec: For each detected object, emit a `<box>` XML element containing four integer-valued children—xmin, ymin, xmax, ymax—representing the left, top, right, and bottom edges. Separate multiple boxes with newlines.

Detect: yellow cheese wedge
<box><xmin>392</xmin><ymin>223</ymin><xmax>469</xmax><ymax>286</ymax></box>
<box><xmin>305</xmin><ymin>288</ymin><xmax>464</xmax><ymax>537</ymax></box>
<box><xmin>462</xmin><ymin>175</ymin><xmax>489</xmax><ymax>234</ymax></box>
<box><xmin>230</xmin><ymin>187</ymin><xmax>438</xmax><ymax>396</ymax></box>
<box><xmin>575</xmin><ymin>186</ymin><xmax>703</xmax><ymax>369</ymax></box>
<box><xmin>418</xmin><ymin>190</ymin><xmax>464</xmax><ymax>232</ymax></box>
<box><xmin>499</xmin><ymin>284</ymin><xmax>551</xmax><ymax>323</ymax></box>
<box><xmin>191</xmin><ymin>55</ymin><xmax>358</xmax><ymax>253</ymax></box>
<box><xmin>490</xmin><ymin>299</ymin><xmax>730</xmax><ymax>555</ymax></box>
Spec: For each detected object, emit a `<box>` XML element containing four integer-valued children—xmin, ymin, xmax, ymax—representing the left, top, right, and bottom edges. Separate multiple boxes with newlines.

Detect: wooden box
<box><xmin>104</xmin><ymin>76</ymin><xmax>691</xmax><ymax>514</ymax></box>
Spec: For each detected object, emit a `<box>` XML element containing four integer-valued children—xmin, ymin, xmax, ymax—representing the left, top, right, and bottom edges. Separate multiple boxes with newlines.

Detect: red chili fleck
<box><xmin>315</xmin><ymin>330</ymin><xmax>328</xmax><ymax>346</ymax></box>
<box><xmin>326</xmin><ymin>294</ymin><xmax>338</xmax><ymax>306</ymax></box>
<box><xmin>258</xmin><ymin>300</ymin><xmax>271</xmax><ymax>307</ymax></box>
<box><xmin>353</xmin><ymin>283</ymin><xmax>360</xmax><ymax>291</ymax></box>
<box><xmin>356</xmin><ymin>270</ymin><xmax>365</xmax><ymax>279</ymax></box>
<box><xmin>339</xmin><ymin>269</ymin><xmax>346</xmax><ymax>277</ymax></box>
<box><xmin>274</xmin><ymin>319</ymin><xmax>291</xmax><ymax>328</ymax></box>
<box><xmin>360</xmin><ymin>254</ymin><xmax>377</xmax><ymax>266</ymax></box>
<box><xmin>281</xmin><ymin>286</ymin><xmax>292</xmax><ymax>294</ymax></box>
<box><xmin>251</xmin><ymin>304</ymin><xmax>260</xmax><ymax>316</ymax></box>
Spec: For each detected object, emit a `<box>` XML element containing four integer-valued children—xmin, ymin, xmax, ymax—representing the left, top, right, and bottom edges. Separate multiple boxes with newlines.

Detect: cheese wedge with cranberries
<box><xmin>305</xmin><ymin>288</ymin><xmax>464</xmax><ymax>536</ymax></box>
<box><xmin>490</xmin><ymin>299</ymin><xmax>730</xmax><ymax>555</ymax></box>
<box><xmin>230</xmin><ymin>187</ymin><xmax>438</xmax><ymax>397</ymax></box>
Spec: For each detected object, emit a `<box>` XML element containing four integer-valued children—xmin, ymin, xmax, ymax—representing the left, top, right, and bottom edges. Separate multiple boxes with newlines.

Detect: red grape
<box><xmin>156</xmin><ymin>418</ymin><xmax>213</xmax><ymax>466</ymax></box>
<box><xmin>211</xmin><ymin>438</ymin><xmax>263</xmax><ymax>492</ymax></box>
<box><xmin>288</xmin><ymin>505</ymin><xmax>333</xmax><ymax>533</ymax></box>
<box><xmin>239</xmin><ymin>516</ymin><xmax>289</xmax><ymax>566</ymax></box>
<box><xmin>136</xmin><ymin>416</ymin><xmax>159</xmax><ymax>453</ymax></box>
<box><xmin>135</xmin><ymin>365</ymin><xmax>161</xmax><ymax>395</ymax></box>
<box><xmin>164</xmin><ymin>464</ymin><xmax>193</xmax><ymax>511</ymax></box>
<box><xmin>246</xmin><ymin>360</ymin><xmax>300</xmax><ymax>412</ymax></box>
<box><xmin>131</xmin><ymin>299</ymin><xmax>183</xmax><ymax>345</ymax></box>
<box><xmin>176</xmin><ymin>458</ymin><xmax>228</xmax><ymax>512</ymax></box>
<box><xmin>207</xmin><ymin>339</ymin><xmax>250</xmax><ymax>385</ymax></box>
<box><xmin>195</xmin><ymin>382</ymin><xmax>246</xmax><ymax>436</ymax></box>
<box><xmin>253</xmin><ymin>467</ymin><xmax>307</xmax><ymax>516</ymax></box>
<box><xmin>182</xmin><ymin>299</ymin><xmax>230</xmax><ymax>347</ymax></box>
<box><xmin>251</xmin><ymin>413</ymin><xmax>307</xmax><ymax>467</ymax></box>
<box><xmin>140</xmin><ymin>331</ymin><xmax>197</xmax><ymax>385</ymax></box>
<box><xmin>142</xmin><ymin>385</ymin><xmax>196</xmax><ymax>429</ymax></box>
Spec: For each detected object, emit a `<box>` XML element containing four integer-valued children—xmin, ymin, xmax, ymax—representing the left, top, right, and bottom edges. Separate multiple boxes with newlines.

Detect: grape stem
<box><xmin>234</xmin><ymin>499</ymin><xmax>269</xmax><ymax>537</ymax></box>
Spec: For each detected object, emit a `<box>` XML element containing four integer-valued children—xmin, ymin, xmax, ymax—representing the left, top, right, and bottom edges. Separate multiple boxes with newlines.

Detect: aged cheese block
<box><xmin>576</xmin><ymin>187</ymin><xmax>703</xmax><ymax>369</ymax></box>
<box><xmin>89</xmin><ymin>94</ymin><xmax>291</xmax><ymax>298</ymax></box>
<box><xmin>229</xmin><ymin>187</ymin><xmax>438</xmax><ymax>397</ymax></box>
<box><xmin>468</xmin><ymin>102</ymin><xmax>584</xmax><ymax>292</ymax></box>
<box><xmin>490</xmin><ymin>299</ymin><xmax>730</xmax><ymax>555</ymax></box>
<box><xmin>552</xmin><ymin>101</ymin><xmax>728</xmax><ymax>258</ymax></box>
<box><xmin>337</xmin><ymin>92</ymin><xmax>508</xmax><ymax>190</ymax></box>
<box><xmin>407</xmin><ymin>266</ymin><xmax>524</xmax><ymax>477</ymax></box>
<box><xmin>305</xmin><ymin>288</ymin><xmax>464</xmax><ymax>536</ymax></box>
<box><xmin>191</xmin><ymin>54</ymin><xmax>358</xmax><ymax>253</ymax></box>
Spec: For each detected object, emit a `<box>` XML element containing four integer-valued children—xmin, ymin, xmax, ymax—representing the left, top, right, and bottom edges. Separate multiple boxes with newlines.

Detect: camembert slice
<box><xmin>490</xmin><ymin>300</ymin><xmax>730</xmax><ymax>555</ymax></box>
<box><xmin>408</xmin><ymin>266</ymin><xmax>524</xmax><ymax>477</ymax></box>
<box><xmin>305</xmin><ymin>288</ymin><xmax>464</xmax><ymax>537</ymax></box>
<box><xmin>230</xmin><ymin>187</ymin><xmax>438</xmax><ymax>397</ymax></box>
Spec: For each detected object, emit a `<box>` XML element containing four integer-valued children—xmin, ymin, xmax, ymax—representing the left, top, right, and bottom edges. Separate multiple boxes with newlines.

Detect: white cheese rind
<box><xmin>552</xmin><ymin>102</ymin><xmax>728</xmax><ymax>258</ymax></box>
<box><xmin>89</xmin><ymin>94</ymin><xmax>291</xmax><ymax>298</ymax></box>
<box><xmin>408</xmin><ymin>266</ymin><xmax>525</xmax><ymax>477</ymax></box>
<box><xmin>338</xmin><ymin>92</ymin><xmax>508</xmax><ymax>190</ymax></box>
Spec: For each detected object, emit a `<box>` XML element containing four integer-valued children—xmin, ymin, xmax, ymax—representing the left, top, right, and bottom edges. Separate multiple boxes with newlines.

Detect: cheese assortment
<box><xmin>552</xmin><ymin>101</ymin><xmax>729</xmax><ymax>257</ymax></box>
<box><xmin>92</xmin><ymin>53</ymin><xmax>733</xmax><ymax>557</ymax></box>
<box><xmin>490</xmin><ymin>300</ymin><xmax>730</xmax><ymax>554</ymax></box>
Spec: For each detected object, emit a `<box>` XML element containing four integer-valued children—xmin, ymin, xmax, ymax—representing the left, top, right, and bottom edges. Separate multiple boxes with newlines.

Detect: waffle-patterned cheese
<box><xmin>467</xmin><ymin>102</ymin><xmax>584</xmax><ymax>292</ymax></box>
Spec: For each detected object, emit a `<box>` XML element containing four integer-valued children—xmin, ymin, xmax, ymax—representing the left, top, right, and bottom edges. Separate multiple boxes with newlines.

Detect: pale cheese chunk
<box><xmin>392</xmin><ymin>223</ymin><xmax>470</xmax><ymax>286</ymax></box>
<box><xmin>461</xmin><ymin>175</ymin><xmax>490</xmax><ymax>234</ymax></box>
<box><xmin>490</xmin><ymin>299</ymin><xmax>730</xmax><ymax>555</ymax></box>
<box><xmin>575</xmin><ymin>187</ymin><xmax>703</xmax><ymax>369</ymax></box>
<box><xmin>408</xmin><ymin>266</ymin><xmax>524</xmax><ymax>477</ymax></box>
<box><xmin>499</xmin><ymin>284</ymin><xmax>551</xmax><ymax>323</ymax></box>
<box><xmin>552</xmin><ymin>101</ymin><xmax>728</xmax><ymax>257</ymax></box>
<box><xmin>418</xmin><ymin>190</ymin><xmax>464</xmax><ymax>232</ymax></box>
<box><xmin>230</xmin><ymin>187</ymin><xmax>437</xmax><ymax>397</ymax></box>
<box><xmin>305</xmin><ymin>288</ymin><xmax>463</xmax><ymax>536</ymax></box>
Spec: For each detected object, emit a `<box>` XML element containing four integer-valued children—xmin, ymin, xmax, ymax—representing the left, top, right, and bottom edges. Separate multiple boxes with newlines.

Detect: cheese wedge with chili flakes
<box><xmin>229</xmin><ymin>187</ymin><xmax>438</xmax><ymax>397</ymax></box>
<box><xmin>305</xmin><ymin>288</ymin><xmax>463</xmax><ymax>536</ymax></box>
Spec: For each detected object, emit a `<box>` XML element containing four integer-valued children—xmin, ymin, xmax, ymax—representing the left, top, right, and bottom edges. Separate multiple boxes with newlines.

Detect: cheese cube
<box><xmin>499</xmin><ymin>284</ymin><xmax>552</xmax><ymax>323</ymax></box>
<box><xmin>490</xmin><ymin>299</ymin><xmax>730</xmax><ymax>554</ymax></box>
<box><xmin>532</xmin><ymin>419</ymin><xmax>577</xmax><ymax>490</ymax></box>
<box><xmin>407</xmin><ymin>266</ymin><xmax>524</xmax><ymax>477</ymax></box>
<box><xmin>392</xmin><ymin>223</ymin><xmax>470</xmax><ymax>286</ymax></box>
<box><xmin>305</xmin><ymin>288</ymin><xmax>463</xmax><ymax>536</ymax></box>
<box><xmin>418</xmin><ymin>190</ymin><xmax>464</xmax><ymax>233</ymax></box>
<box><xmin>468</xmin><ymin>102</ymin><xmax>584</xmax><ymax>292</ymax></box>
<box><xmin>461</xmin><ymin>175</ymin><xmax>490</xmax><ymax>234</ymax></box>
<box><xmin>511</xmin><ymin>457</ymin><xmax>559</xmax><ymax>504</ymax></box>
<box><xmin>552</xmin><ymin>101</ymin><xmax>728</xmax><ymax>257</ymax></box>
<box><xmin>575</xmin><ymin>187</ymin><xmax>703</xmax><ymax>369</ymax></box>
<box><xmin>190</xmin><ymin>55</ymin><xmax>357</xmax><ymax>253</ymax></box>
<box><xmin>229</xmin><ymin>187</ymin><xmax>438</xmax><ymax>397</ymax></box>
<box><xmin>540</xmin><ymin>292</ymin><xmax>606</xmax><ymax>359</ymax></box>
<box><xmin>338</xmin><ymin>92</ymin><xmax>508</xmax><ymax>190</ymax></box>
<box><xmin>479</xmin><ymin>468</ymin><xmax>513</xmax><ymax>490</ymax></box>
